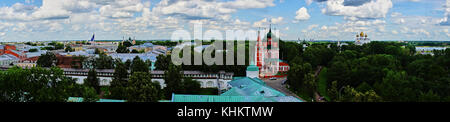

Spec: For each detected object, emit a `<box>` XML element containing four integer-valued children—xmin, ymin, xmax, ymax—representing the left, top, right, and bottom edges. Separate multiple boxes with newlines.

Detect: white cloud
<box><xmin>439</xmin><ymin>0</ymin><xmax>450</xmax><ymax>25</ymax></box>
<box><xmin>392</xmin><ymin>30</ymin><xmax>399</xmax><ymax>34</ymax></box>
<box><xmin>31</xmin><ymin>0</ymin><xmax>71</xmax><ymax>20</ymax></box>
<box><xmin>295</xmin><ymin>7</ymin><xmax>311</xmax><ymax>21</ymax></box>
<box><xmin>253</xmin><ymin>18</ymin><xmax>269</xmax><ymax>27</ymax></box>
<box><xmin>271</xmin><ymin>17</ymin><xmax>284</xmax><ymax>24</ymax></box>
<box><xmin>153</xmin><ymin>0</ymin><xmax>275</xmax><ymax>20</ymax></box>
<box><xmin>307</xmin><ymin>24</ymin><xmax>319</xmax><ymax>30</ymax></box>
<box><xmin>223</xmin><ymin>0</ymin><xmax>276</xmax><ymax>9</ymax></box>
<box><xmin>305</xmin><ymin>0</ymin><xmax>314</xmax><ymax>5</ymax></box>
<box><xmin>321</xmin><ymin>0</ymin><xmax>393</xmax><ymax>19</ymax></box>
<box><xmin>320</xmin><ymin>25</ymin><xmax>328</xmax><ymax>30</ymax></box>
<box><xmin>253</xmin><ymin>17</ymin><xmax>283</xmax><ymax>27</ymax></box>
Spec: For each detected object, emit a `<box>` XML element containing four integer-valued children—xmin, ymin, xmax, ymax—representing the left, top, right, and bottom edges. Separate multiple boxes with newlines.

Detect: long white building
<box><xmin>62</xmin><ymin>68</ymin><xmax>234</xmax><ymax>90</ymax></box>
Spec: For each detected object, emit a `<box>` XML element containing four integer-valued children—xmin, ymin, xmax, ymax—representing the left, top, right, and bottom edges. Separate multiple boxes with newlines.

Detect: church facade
<box><xmin>255</xmin><ymin>28</ymin><xmax>290</xmax><ymax>78</ymax></box>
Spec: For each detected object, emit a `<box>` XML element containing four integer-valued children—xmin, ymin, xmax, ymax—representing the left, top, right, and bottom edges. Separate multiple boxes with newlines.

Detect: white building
<box><xmin>62</xmin><ymin>69</ymin><xmax>234</xmax><ymax>90</ymax></box>
<box><xmin>0</xmin><ymin>54</ymin><xmax>19</xmax><ymax>66</ymax></box>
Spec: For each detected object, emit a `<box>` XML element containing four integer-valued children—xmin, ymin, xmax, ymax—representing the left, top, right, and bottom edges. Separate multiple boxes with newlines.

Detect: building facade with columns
<box><xmin>62</xmin><ymin>68</ymin><xmax>234</xmax><ymax>90</ymax></box>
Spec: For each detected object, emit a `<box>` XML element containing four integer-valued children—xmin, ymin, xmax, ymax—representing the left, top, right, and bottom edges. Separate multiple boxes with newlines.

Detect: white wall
<box><xmin>68</xmin><ymin>75</ymin><xmax>231</xmax><ymax>90</ymax></box>
<box><xmin>246</xmin><ymin>71</ymin><xmax>259</xmax><ymax>78</ymax></box>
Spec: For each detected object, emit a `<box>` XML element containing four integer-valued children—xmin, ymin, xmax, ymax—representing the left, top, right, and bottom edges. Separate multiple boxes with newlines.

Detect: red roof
<box><xmin>279</xmin><ymin>62</ymin><xmax>289</xmax><ymax>66</ymax></box>
<box><xmin>21</xmin><ymin>56</ymin><xmax>39</xmax><ymax>62</ymax></box>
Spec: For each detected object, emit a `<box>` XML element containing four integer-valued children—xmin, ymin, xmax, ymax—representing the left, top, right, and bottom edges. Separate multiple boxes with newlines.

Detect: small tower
<box><xmin>246</xmin><ymin>61</ymin><xmax>260</xmax><ymax>78</ymax></box>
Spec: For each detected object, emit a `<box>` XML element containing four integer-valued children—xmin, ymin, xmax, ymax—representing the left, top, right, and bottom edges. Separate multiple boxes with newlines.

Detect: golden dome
<box><xmin>360</xmin><ymin>32</ymin><xmax>364</xmax><ymax>37</ymax></box>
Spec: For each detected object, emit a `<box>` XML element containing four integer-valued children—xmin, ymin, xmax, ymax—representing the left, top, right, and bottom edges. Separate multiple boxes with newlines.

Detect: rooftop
<box><xmin>170</xmin><ymin>77</ymin><xmax>302</xmax><ymax>102</ymax></box>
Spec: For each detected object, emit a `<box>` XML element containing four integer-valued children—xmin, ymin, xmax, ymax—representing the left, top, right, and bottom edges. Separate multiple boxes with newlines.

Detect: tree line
<box><xmin>29</xmin><ymin>51</ymin><xmax>207</xmax><ymax>102</ymax></box>
<box><xmin>284</xmin><ymin>41</ymin><xmax>450</xmax><ymax>102</ymax></box>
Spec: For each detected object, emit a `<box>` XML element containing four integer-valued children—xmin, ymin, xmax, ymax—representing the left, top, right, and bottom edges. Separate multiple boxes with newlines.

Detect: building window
<box><xmin>207</xmin><ymin>81</ymin><xmax>214</xmax><ymax>88</ymax></box>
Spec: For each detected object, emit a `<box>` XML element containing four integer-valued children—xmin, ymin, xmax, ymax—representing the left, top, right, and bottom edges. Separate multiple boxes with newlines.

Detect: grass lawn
<box><xmin>317</xmin><ymin>67</ymin><xmax>331</xmax><ymax>101</ymax></box>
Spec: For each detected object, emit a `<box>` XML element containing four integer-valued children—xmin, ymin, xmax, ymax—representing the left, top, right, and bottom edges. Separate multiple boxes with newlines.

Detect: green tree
<box><xmin>163</xmin><ymin>64</ymin><xmax>183</xmax><ymax>98</ymax></box>
<box><xmin>54</xmin><ymin>43</ymin><xmax>64</xmax><ymax>50</ymax></box>
<box><xmin>131</xmin><ymin>56</ymin><xmax>149</xmax><ymax>74</ymax></box>
<box><xmin>65</xmin><ymin>46</ymin><xmax>73</xmax><ymax>52</ymax></box>
<box><xmin>94</xmin><ymin>48</ymin><xmax>102</xmax><ymax>54</ymax></box>
<box><xmin>327</xmin><ymin>81</ymin><xmax>339</xmax><ymax>101</ymax></box>
<box><xmin>182</xmin><ymin>78</ymin><xmax>201</xmax><ymax>94</ymax></box>
<box><xmin>0</xmin><ymin>67</ymin><xmax>97</xmax><ymax>102</ymax></box>
<box><xmin>110</xmin><ymin>60</ymin><xmax>129</xmax><ymax>99</ymax></box>
<box><xmin>341</xmin><ymin>86</ymin><xmax>382</xmax><ymax>102</ymax></box>
<box><xmin>126</xmin><ymin>72</ymin><xmax>162</xmax><ymax>102</ymax></box>
<box><xmin>131</xmin><ymin>49</ymin><xmax>139</xmax><ymax>53</ymax></box>
<box><xmin>79</xmin><ymin>86</ymin><xmax>100</xmax><ymax>102</ymax></box>
<box><xmin>286</xmin><ymin>61</ymin><xmax>312</xmax><ymax>92</ymax></box>
<box><xmin>155</xmin><ymin>55</ymin><xmax>171</xmax><ymax>70</ymax></box>
<box><xmin>36</xmin><ymin>52</ymin><xmax>57</xmax><ymax>67</ymax></box>
<box><xmin>116</xmin><ymin>43</ymin><xmax>130</xmax><ymax>53</ymax></box>
<box><xmin>418</xmin><ymin>90</ymin><xmax>440</xmax><ymax>102</ymax></box>
<box><xmin>123</xmin><ymin>41</ymin><xmax>132</xmax><ymax>47</ymax></box>
<box><xmin>84</xmin><ymin>69</ymin><xmax>100</xmax><ymax>93</ymax></box>
<box><xmin>28</xmin><ymin>48</ymin><xmax>38</xmax><ymax>52</ymax></box>
<box><xmin>95</xmin><ymin>53</ymin><xmax>114</xmax><ymax>69</ymax></box>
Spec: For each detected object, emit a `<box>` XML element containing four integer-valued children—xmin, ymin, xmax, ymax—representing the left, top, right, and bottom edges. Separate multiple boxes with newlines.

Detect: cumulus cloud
<box><xmin>153</xmin><ymin>0</ymin><xmax>275</xmax><ymax>20</ymax></box>
<box><xmin>295</xmin><ymin>7</ymin><xmax>311</xmax><ymax>21</ymax></box>
<box><xmin>252</xmin><ymin>17</ymin><xmax>284</xmax><ymax>27</ymax></box>
<box><xmin>440</xmin><ymin>0</ymin><xmax>450</xmax><ymax>26</ymax></box>
<box><xmin>271</xmin><ymin>17</ymin><xmax>284</xmax><ymax>23</ymax></box>
<box><xmin>317</xmin><ymin>0</ymin><xmax>393</xmax><ymax>19</ymax></box>
<box><xmin>31</xmin><ymin>0</ymin><xmax>71</xmax><ymax>20</ymax></box>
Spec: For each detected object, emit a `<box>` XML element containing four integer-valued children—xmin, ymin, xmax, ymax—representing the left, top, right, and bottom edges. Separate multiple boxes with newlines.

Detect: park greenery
<box><xmin>0</xmin><ymin>67</ymin><xmax>98</xmax><ymax>102</ymax></box>
<box><xmin>283</xmin><ymin>41</ymin><xmax>450</xmax><ymax>102</ymax></box>
<box><xmin>6</xmin><ymin>40</ymin><xmax>450</xmax><ymax>102</ymax></box>
<box><xmin>28</xmin><ymin>48</ymin><xmax>38</xmax><ymax>52</ymax></box>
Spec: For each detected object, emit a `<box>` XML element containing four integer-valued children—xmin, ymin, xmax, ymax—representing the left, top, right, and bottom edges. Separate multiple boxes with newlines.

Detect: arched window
<box><xmin>200</xmin><ymin>82</ymin><xmax>205</xmax><ymax>87</ymax></box>
<box><xmin>219</xmin><ymin>81</ymin><xmax>224</xmax><ymax>87</ymax></box>
<box><xmin>207</xmin><ymin>81</ymin><xmax>214</xmax><ymax>88</ymax></box>
<box><xmin>102</xmin><ymin>79</ymin><xmax>108</xmax><ymax>86</ymax></box>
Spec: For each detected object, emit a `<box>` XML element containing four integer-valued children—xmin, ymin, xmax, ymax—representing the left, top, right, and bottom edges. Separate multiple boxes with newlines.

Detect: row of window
<box><xmin>64</xmin><ymin>71</ymin><xmax>114</xmax><ymax>76</ymax></box>
<box><xmin>64</xmin><ymin>71</ymin><xmax>234</xmax><ymax>81</ymax></box>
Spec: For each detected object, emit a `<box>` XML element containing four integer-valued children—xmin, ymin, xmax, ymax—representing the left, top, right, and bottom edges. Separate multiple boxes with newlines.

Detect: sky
<box><xmin>0</xmin><ymin>0</ymin><xmax>449</xmax><ymax>42</ymax></box>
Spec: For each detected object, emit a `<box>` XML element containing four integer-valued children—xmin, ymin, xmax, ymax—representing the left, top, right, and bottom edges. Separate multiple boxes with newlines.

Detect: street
<box><xmin>262</xmin><ymin>77</ymin><xmax>306</xmax><ymax>102</ymax></box>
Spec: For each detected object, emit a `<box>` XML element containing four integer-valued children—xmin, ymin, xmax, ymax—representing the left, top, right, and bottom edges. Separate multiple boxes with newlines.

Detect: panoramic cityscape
<box><xmin>0</xmin><ymin>0</ymin><xmax>449</xmax><ymax>104</ymax></box>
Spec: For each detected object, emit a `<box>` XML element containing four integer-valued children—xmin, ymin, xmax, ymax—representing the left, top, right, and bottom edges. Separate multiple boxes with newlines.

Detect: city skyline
<box><xmin>0</xmin><ymin>0</ymin><xmax>449</xmax><ymax>42</ymax></box>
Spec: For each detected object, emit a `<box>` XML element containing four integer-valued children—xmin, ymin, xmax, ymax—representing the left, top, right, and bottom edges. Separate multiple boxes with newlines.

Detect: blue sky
<box><xmin>0</xmin><ymin>0</ymin><xmax>449</xmax><ymax>42</ymax></box>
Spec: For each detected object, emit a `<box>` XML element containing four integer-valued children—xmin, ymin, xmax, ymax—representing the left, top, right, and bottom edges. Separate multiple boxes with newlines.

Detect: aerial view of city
<box><xmin>0</xmin><ymin>0</ymin><xmax>449</xmax><ymax>107</ymax></box>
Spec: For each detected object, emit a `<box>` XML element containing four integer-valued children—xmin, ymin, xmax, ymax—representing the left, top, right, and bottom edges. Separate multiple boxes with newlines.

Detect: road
<box><xmin>262</xmin><ymin>77</ymin><xmax>306</xmax><ymax>102</ymax></box>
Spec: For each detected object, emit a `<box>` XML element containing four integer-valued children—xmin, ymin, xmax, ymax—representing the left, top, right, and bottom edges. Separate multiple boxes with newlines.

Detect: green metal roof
<box><xmin>97</xmin><ymin>99</ymin><xmax>126</xmax><ymax>102</ymax></box>
<box><xmin>229</xmin><ymin>77</ymin><xmax>266</xmax><ymax>87</ymax></box>
<box><xmin>224</xmin><ymin>77</ymin><xmax>285</xmax><ymax>97</ymax></box>
<box><xmin>169</xmin><ymin>76</ymin><xmax>303</xmax><ymax>102</ymax></box>
<box><xmin>171</xmin><ymin>94</ymin><xmax>302</xmax><ymax>102</ymax></box>
<box><xmin>246</xmin><ymin>61</ymin><xmax>259</xmax><ymax>71</ymax></box>
<box><xmin>171</xmin><ymin>94</ymin><xmax>263</xmax><ymax>102</ymax></box>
